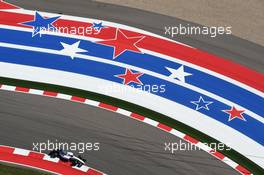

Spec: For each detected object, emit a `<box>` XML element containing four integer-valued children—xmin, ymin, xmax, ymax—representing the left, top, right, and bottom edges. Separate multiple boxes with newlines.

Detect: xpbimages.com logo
<box><xmin>32</xmin><ymin>140</ymin><xmax>100</xmax><ymax>154</ymax></box>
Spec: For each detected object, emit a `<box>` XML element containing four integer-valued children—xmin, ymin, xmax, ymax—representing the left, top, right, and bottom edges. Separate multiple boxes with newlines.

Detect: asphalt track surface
<box><xmin>1</xmin><ymin>0</ymin><xmax>263</xmax><ymax>174</ymax></box>
<box><xmin>0</xmin><ymin>90</ymin><xmax>239</xmax><ymax>175</ymax></box>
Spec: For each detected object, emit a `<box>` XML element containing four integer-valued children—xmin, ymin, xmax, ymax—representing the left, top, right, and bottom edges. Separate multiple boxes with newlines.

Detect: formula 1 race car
<box><xmin>48</xmin><ymin>149</ymin><xmax>86</xmax><ymax>167</ymax></box>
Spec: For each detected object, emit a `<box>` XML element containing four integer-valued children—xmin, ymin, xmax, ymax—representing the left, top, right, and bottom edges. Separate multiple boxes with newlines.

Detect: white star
<box><xmin>60</xmin><ymin>41</ymin><xmax>88</xmax><ymax>59</ymax></box>
<box><xmin>166</xmin><ymin>65</ymin><xmax>192</xmax><ymax>83</ymax></box>
<box><xmin>191</xmin><ymin>96</ymin><xmax>213</xmax><ymax>111</ymax></box>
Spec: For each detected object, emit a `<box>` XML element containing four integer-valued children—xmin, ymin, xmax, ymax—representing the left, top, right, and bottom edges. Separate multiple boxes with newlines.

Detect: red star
<box><xmin>115</xmin><ymin>69</ymin><xmax>144</xmax><ymax>85</ymax></box>
<box><xmin>97</xmin><ymin>29</ymin><xmax>145</xmax><ymax>59</ymax></box>
<box><xmin>223</xmin><ymin>106</ymin><xmax>246</xmax><ymax>121</ymax></box>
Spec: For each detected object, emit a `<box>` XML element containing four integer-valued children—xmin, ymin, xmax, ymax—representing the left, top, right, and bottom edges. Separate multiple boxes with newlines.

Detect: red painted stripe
<box><xmin>0</xmin><ymin>11</ymin><xmax>263</xmax><ymax>93</ymax></box>
<box><xmin>0</xmin><ymin>146</ymin><xmax>14</xmax><ymax>154</ymax></box>
<box><xmin>235</xmin><ymin>165</ymin><xmax>251</xmax><ymax>175</ymax></box>
<box><xmin>157</xmin><ymin>123</ymin><xmax>172</xmax><ymax>132</ymax></box>
<box><xmin>43</xmin><ymin>91</ymin><xmax>58</xmax><ymax>97</ymax></box>
<box><xmin>130</xmin><ymin>113</ymin><xmax>145</xmax><ymax>121</ymax></box>
<box><xmin>28</xmin><ymin>152</ymin><xmax>45</xmax><ymax>159</ymax></box>
<box><xmin>99</xmin><ymin>102</ymin><xmax>118</xmax><ymax>111</ymax></box>
<box><xmin>15</xmin><ymin>86</ymin><xmax>30</xmax><ymax>92</ymax></box>
<box><xmin>58</xmin><ymin>160</ymin><xmax>73</xmax><ymax>167</ymax></box>
<box><xmin>0</xmin><ymin>1</ymin><xmax>19</xmax><ymax>10</ymax></box>
<box><xmin>87</xmin><ymin>168</ymin><xmax>103</xmax><ymax>175</ymax></box>
<box><xmin>71</xmin><ymin>96</ymin><xmax>86</xmax><ymax>102</ymax></box>
<box><xmin>183</xmin><ymin>135</ymin><xmax>199</xmax><ymax>144</ymax></box>
<box><xmin>210</xmin><ymin>150</ymin><xmax>225</xmax><ymax>160</ymax></box>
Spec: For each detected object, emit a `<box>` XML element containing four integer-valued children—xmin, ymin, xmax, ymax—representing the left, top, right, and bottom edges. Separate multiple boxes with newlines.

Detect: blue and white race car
<box><xmin>48</xmin><ymin>149</ymin><xmax>86</xmax><ymax>167</ymax></box>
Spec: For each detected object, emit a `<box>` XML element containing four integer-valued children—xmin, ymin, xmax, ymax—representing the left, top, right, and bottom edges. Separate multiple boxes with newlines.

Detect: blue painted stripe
<box><xmin>0</xmin><ymin>46</ymin><xmax>263</xmax><ymax>145</ymax></box>
<box><xmin>0</xmin><ymin>28</ymin><xmax>263</xmax><ymax>118</ymax></box>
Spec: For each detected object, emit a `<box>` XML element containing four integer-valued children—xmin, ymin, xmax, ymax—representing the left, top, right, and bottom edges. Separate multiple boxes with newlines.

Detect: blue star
<box><xmin>191</xmin><ymin>96</ymin><xmax>213</xmax><ymax>111</ymax></box>
<box><xmin>21</xmin><ymin>12</ymin><xmax>60</xmax><ymax>37</ymax></box>
<box><xmin>91</xmin><ymin>22</ymin><xmax>107</xmax><ymax>32</ymax></box>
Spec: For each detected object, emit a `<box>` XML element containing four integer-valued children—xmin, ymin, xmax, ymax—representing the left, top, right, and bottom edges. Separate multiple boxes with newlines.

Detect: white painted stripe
<box><xmin>85</xmin><ymin>99</ymin><xmax>100</xmax><ymax>107</ymax></box>
<box><xmin>73</xmin><ymin>165</ymin><xmax>90</xmax><ymax>172</ymax></box>
<box><xmin>144</xmin><ymin>118</ymin><xmax>159</xmax><ymax>127</ymax></box>
<box><xmin>43</xmin><ymin>154</ymin><xmax>60</xmax><ymax>163</ymax></box>
<box><xmin>0</xmin><ymin>85</ymin><xmax>16</xmax><ymax>91</ymax></box>
<box><xmin>116</xmin><ymin>108</ymin><xmax>132</xmax><ymax>116</ymax></box>
<box><xmin>13</xmin><ymin>148</ymin><xmax>30</xmax><ymax>156</ymax></box>
<box><xmin>29</xmin><ymin>89</ymin><xmax>44</xmax><ymax>95</ymax></box>
<box><xmin>195</xmin><ymin>142</ymin><xmax>213</xmax><ymax>152</ymax></box>
<box><xmin>223</xmin><ymin>157</ymin><xmax>238</xmax><ymax>168</ymax></box>
<box><xmin>0</xmin><ymin>62</ymin><xmax>262</xmax><ymax>168</ymax></box>
<box><xmin>170</xmin><ymin>129</ymin><xmax>185</xmax><ymax>139</ymax></box>
<box><xmin>0</xmin><ymin>41</ymin><xmax>262</xmax><ymax>124</ymax></box>
<box><xmin>57</xmin><ymin>93</ymin><xmax>72</xmax><ymax>100</ymax></box>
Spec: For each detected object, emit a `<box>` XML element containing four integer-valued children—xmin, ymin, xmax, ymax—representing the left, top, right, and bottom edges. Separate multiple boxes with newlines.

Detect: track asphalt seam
<box><xmin>0</xmin><ymin>84</ymin><xmax>252</xmax><ymax>175</ymax></box>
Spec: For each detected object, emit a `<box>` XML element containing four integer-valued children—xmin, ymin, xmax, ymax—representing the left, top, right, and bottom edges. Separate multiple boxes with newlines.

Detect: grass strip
<box><xmin>0</xmin><ymin>163</ymin><xmax>50</xmax><ymax>175</ymax></box>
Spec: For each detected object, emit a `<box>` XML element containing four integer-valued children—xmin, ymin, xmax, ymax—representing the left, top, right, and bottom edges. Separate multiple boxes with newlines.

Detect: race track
<box><xmin>0</xmin><ymin>90</ymin><xmax>239</xmax><ymax>175</ymax></box>
<box><xmin>1</xmin><ymin>0</ymin><xmax>263</xmax><ymax>174</ymax></box>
